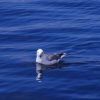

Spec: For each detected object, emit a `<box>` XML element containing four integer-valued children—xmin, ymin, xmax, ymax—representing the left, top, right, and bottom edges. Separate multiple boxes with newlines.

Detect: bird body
<box><xmin>36</xmin><ymin>49</ymin><xmax>66</xmax><ymax>65</ymax></box>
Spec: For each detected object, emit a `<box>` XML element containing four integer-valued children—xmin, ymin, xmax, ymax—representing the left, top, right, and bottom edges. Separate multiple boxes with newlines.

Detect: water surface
<box><xmin>0</xmin><ymin>0</ymin><xmax>100</xmax><ymax>100</ymax></box>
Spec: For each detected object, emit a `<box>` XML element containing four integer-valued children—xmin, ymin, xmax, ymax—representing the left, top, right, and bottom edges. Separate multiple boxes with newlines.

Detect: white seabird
<box><xmin>36</xmin><ymin>49</ymin><xmax>66</xmax><ymax>65</ymax></box>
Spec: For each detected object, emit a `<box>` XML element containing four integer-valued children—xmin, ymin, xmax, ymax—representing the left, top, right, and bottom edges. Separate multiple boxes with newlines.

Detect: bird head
<box><xmin>37</xmin><ymin>49</ymin><xmax>44</xmax><ymax>58</ymax></box>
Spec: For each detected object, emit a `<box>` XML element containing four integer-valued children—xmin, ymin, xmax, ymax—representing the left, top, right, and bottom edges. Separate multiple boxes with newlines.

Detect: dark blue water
<box><xmin>0</xmin><ymin>0</ymin><xmax>100</xmax><ymax>100</ymax></box>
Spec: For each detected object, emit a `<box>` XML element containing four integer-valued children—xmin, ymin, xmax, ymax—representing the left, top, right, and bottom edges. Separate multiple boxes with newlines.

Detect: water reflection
<box><xmin>35</xmin><ymin>60</ymin><xmax>96</xmax><ymax>81</ymax></box>
<box><xmin>36</xmin><ymin>61</ymin><xmax>66</xmax><ymax>81</ymax></box>
<box><xmin>36</xmin><ymin>63</ymin><xmax>45</xmax><ymax>81</ymax></box>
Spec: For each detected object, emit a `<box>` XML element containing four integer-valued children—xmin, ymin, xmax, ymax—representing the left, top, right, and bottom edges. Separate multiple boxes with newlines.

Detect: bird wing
<box><xmin>46</xmin><ymin>52</ymin><xmax>66</xmax><ymax>61</ymax></box>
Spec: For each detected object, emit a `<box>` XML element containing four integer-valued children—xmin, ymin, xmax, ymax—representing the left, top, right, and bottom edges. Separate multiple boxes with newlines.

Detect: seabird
<box><xmin>36</xmin><ymin>49</ymin><xmax>66</xmax><ymax>65</ymax></box>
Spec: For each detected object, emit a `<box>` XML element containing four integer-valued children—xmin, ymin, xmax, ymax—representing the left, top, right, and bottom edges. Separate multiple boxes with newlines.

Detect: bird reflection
<box><xmin>36</xmin><ymin>63</ymin><xmax>45</xmax><ymax>80</ymax></box>
<box><xmin>36</xmin><ymin>61</ymin><xmax>65</xmax><ymax>81</ymax></box>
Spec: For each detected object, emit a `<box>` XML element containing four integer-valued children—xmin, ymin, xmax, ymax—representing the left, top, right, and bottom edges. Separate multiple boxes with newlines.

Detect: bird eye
<box><xmin>39</xmin><ymin>54</ymin><xmax>42</xmax><ymax>58</ymax></box>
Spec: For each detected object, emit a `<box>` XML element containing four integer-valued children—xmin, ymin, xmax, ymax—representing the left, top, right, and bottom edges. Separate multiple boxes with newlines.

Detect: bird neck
<box><xmin>36</xmin><ymin>56</ymin><xmax>42</xmax><ymax>63</ymax></box>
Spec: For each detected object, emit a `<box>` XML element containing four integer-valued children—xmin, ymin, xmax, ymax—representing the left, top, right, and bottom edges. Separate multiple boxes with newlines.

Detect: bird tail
<box><xmin>59</xmin><ymin>53</ymin><xmax>66</xmax><ymax>59</ymax></box>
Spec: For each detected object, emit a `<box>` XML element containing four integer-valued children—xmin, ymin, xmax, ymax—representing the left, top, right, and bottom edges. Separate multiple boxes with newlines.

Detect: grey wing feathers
<box><xmin>47</xmin><ymin>52</ymin><xmax>66</xmax><ymax>61</ymax></box>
